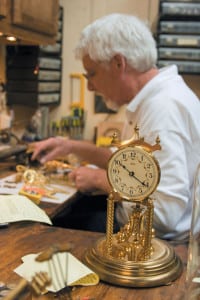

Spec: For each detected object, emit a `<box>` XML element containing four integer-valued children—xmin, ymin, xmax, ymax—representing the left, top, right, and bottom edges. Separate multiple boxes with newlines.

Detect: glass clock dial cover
<box><xmin>107</xmin><ymin>146</ymin><xmax>160</xmax><ymax>201</ymax></box>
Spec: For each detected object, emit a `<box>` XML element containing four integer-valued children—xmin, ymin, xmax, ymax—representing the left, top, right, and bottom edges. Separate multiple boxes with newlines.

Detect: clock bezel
<box><xmin>107</xmin><ymin>145</ymin><xmax>161</xmax><ymax>201</ymax></box>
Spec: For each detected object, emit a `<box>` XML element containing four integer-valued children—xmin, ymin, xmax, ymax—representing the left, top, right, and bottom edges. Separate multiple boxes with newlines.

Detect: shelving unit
<box><xmin>6</xmin><ymin>7</ymin><xmax>63</xmax><ymax>106</ymax></box>
<box><xmin>156</xmin><ymin>0</ymin><xmax>200</xmax><ymax>74</ymax></box>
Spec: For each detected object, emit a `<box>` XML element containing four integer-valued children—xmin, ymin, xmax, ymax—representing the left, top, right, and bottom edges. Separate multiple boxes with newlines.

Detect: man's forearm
<box><xmin>68</xmin><ymin>139</ymin><xmax>112</xmax><ymax>168</ymax></box>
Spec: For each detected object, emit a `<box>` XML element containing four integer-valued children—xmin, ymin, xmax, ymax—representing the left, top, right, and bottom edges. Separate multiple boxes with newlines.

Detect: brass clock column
<box><xmin>85</xmin><ymin>127</ymin><xmax>183</xmax><ymax>287</ymax></box>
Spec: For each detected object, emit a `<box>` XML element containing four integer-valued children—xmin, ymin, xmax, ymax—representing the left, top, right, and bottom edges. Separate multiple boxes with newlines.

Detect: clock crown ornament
<box><xmin>110</xmin><ymin>124</ymin><xmax>161</xmax><ymax>153</ymax></box>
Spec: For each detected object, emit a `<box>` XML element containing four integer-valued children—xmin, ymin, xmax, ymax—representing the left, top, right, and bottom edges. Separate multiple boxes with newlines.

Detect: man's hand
<box><xmin>68</xmin><ymin>166</ymin><xmax>110</xmax><ymax>194</ymax></box>
<box><xmin>31</xmin><ymin>137</ymin><xmax>70</xmax><ymax>164</ymax></box>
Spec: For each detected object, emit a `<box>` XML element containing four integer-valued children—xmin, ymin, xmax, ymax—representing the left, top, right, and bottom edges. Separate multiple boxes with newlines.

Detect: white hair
<box><xmin>74</xmin><ymin>13</ymin><xmax>157</xmax><ymax>72</ymax></box>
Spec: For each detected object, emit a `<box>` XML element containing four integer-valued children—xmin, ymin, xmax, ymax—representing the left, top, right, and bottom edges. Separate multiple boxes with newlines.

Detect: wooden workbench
<box><xmin>0</xmin><ymin>168</ymin><xmax>79</xmax><ymax>219</ymax></box>
<box><xmin>0</xmin><ymin>221</ymin><xmax>188</xmax><ymax>300</ymax></box>
<box><xmin>0</xmin><ymin>167</ymin><xmax>189</xmax><ymax>299</ymax></box>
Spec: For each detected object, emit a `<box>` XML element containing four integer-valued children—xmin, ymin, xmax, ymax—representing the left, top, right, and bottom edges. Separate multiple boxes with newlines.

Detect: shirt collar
<box><xmin>126</xmin><ymin>65</ymin><xmax>178</xmax><ymax>114</ymax></box>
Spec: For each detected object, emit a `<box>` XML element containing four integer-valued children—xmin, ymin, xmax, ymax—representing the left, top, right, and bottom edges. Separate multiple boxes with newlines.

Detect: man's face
<box><xmin>82</xmin><ymin>55</ymin><xmax>123</xmax><ymax>110</ymax></box>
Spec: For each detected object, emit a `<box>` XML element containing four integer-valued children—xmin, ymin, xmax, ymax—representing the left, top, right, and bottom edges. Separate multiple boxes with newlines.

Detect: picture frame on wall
<box><xmin>94</xmin><ymin>93</ymin><xmax>116</xmax><ymax>114</ymax></box>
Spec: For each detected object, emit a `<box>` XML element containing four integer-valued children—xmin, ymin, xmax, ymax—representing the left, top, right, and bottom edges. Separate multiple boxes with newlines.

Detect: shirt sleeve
<box><xmin>153</xmin><ymin>129</ymin><xmax>190</xmax><ymax>239</ymax></box>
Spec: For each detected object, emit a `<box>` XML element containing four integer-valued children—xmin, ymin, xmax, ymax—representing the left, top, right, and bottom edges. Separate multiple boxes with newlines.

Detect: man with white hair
<box><xmin>32</xmin><ymin>13</ymin><xmax>200</xmax><ymax>241</ymax></box>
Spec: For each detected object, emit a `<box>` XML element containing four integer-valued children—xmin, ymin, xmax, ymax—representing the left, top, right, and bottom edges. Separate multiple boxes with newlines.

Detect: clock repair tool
<box><xmin>4</xmin><ymin>271</ymin><xmax>51</xmax><ymax>300</ymax></box>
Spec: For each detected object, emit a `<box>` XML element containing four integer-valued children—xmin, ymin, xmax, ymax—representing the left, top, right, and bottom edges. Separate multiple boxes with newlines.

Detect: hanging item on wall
<box><xmin>94</xmin><ymin>93</ymin><xmax>116</xmax><ymax>114</ymax></box>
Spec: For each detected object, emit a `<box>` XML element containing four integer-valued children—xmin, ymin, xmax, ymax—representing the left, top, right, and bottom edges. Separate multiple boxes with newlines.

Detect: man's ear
<box><xmin>111</xmin><ymin>54</ymin><xmax>126</xmax><ymax>72</ymax></box>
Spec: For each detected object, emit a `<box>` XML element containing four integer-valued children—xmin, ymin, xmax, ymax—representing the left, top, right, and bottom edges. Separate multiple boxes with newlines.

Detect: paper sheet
<box><xmin>14</xmin><ymin>252</ymin><xmax>99</xmax><ymax>292</ymax></box>
<box><xmin>0</xmin><ymin>174</ymin><xmax>77</xmax><ymax>204</ymax></box>
<box><xmin>0</xmin><ymin>194</ymin><xmax>52</xmax><ymax>225</ymax></box>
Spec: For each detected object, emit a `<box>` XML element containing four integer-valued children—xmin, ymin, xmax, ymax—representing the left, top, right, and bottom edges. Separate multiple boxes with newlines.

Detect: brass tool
<box><xmin>4</xmin><ymin>243</ymin><xmax>73</xmax><ymax>300</ymax></box>
<box><xmin>4</xmin><ymin>272</ymin><xmax>51</xmax><ymax>300</ymax></box>
<box><xmin>36</xmin><ymin>243</ymin><xmax>74</xmax><ymax>299</ymax></box>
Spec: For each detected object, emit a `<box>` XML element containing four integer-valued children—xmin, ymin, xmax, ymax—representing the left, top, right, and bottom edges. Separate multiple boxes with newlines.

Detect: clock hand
<box><xmin>118</xmin><ymin>161</ymin><xmax>147</xmax><ymax>186</ymax></box>
<box><xmin>118</xmin><ymin>161</ymin><xmax>132</xmax><ymax>174</ymax></box>
<box><xmin>130</xmin><ymin>173</ymin><xmax>146</xmax><ymax>186</ymax></box>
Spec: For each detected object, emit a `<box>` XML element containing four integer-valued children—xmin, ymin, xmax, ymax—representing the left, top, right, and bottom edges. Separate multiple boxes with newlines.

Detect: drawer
<box><xmin>158</xmin><ymin>60</ymin><xmax>200</xmax><ymax>74</ymax></box>
<box><xmin>158</xmin><ymin>47</ymin><xmax>200</xmax><ymax>60</ymax></box>
<box><xmin>161</xmin><ymin>2</ymin><xmax>200</xmax><ymax>17</ymax></box>
<box><xmin>38</xmin><ymin>70</ymin><xmax>61</xmax><ymax>81</ymax></box>
<box><xmin>7</xmin><ymin>92</ymin><xmax>61</xmax><ymax>106</ymax></box>
<box><xmin>38</xmin><ymin>57</ymin><xmax>61</xmax><ymax>69</ymax></box>
<box><xmin>158</xmin><ymin>34</ymin><xmax>200</xmax><ymax>47</ymax></box>
<box><xmin>38</xmin><ymin>82</ymin><xmax>61</xmax><ymax>92</ymax></box>
<box><xmin>159</xmin><ymin>21</ymin><xmax>200</xmax><ymax>34</ymax></box>
<box><xmin>38</xmin><ymin>93</ymin><xmax>60</xmax><ymax>104</ymax></box>
<box><xmin>40</xmin><ymin>43</ymin><xmax>62</xmax><ymax>55</ymax></box>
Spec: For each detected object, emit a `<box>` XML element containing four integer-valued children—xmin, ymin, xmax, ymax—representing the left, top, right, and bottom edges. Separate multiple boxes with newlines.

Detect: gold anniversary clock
<box><xmin>85</xmin><ymin>126</ymin><xmax>182</xmax><ymax>287</ymax></box>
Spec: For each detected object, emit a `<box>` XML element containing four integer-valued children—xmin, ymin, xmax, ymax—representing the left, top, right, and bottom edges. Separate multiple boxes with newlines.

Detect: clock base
<box><xmin>84</xmin><ymin>237</ymin><xmax>183</xmax><ymax>287</ymax></box>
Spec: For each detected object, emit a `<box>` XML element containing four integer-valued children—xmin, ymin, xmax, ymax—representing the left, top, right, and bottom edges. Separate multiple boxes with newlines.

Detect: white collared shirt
<box><xmin>117</xmin><ymin>65</ymin><xmax>200</xmax><ymax>241</ymax></box>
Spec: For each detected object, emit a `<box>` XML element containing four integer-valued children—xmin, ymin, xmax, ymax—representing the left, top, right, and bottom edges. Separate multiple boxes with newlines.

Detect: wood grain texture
<box><xmin>0</xmin><ymin>222</ymin><xmax>188</xmax><ymax>300</ymax></box>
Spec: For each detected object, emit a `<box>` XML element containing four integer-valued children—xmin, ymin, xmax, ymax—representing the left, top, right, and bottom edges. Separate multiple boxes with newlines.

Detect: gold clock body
<box><xmin>85</xmin><ymin>129</ymin><xmax>183</xmax><ymax>287</ymax></box>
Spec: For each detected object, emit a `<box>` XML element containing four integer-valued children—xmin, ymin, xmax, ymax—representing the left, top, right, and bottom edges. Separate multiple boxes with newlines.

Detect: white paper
<box><xmin>0</xmin><ymin>194</ymin><xmax>52</xmax><ymax>225</ymax></box>
<box><xmin>14</xmin><ymin>252</ymin><xmax>99</xmax><ymax>292</ymax></box>
<box><xmin>0</xmin><ymin>174</ymin><xmax>77</xmax><ymax>204</ymax></box>
<box><xmin>193</xmin><ymin>277</ymin><xmax>200</xmax><ymax>283</ymax></box>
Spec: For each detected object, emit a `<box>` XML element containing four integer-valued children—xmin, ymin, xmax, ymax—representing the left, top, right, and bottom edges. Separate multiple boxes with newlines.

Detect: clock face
<box><xmin>107</xmin><ymin>146</ymin><xmax>160</xmax><ymax>201</ymax></box>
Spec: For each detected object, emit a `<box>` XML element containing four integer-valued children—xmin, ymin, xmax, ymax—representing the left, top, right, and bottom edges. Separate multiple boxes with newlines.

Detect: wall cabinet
<box><xmin>0</xmin><ymin>0</ymin><xmax>59</xmax><ymax>45</ymax></box>
<box><xmin>0</xmin><ymin>0</ymin><xmax>7</xmax><ymax>19</ymax></box>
